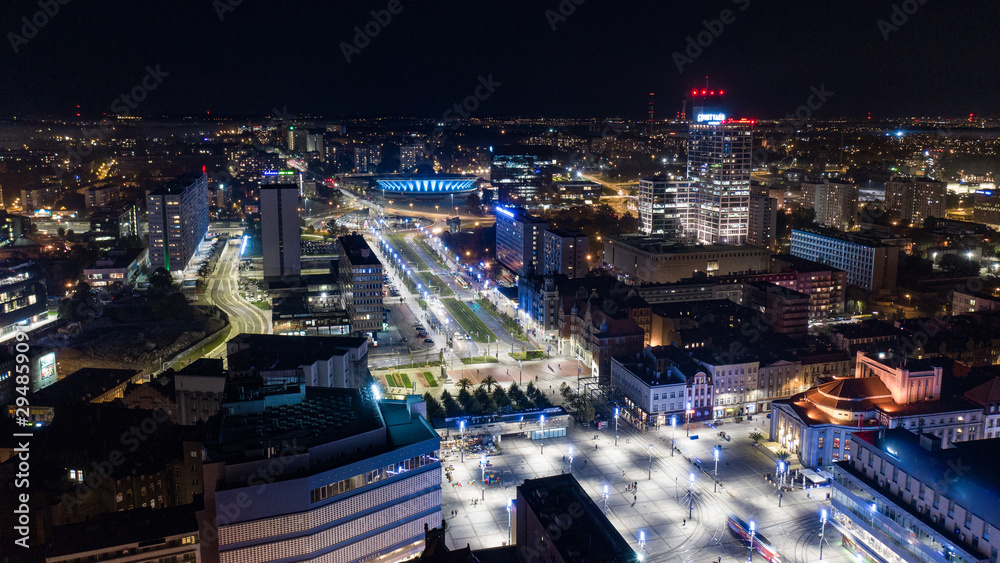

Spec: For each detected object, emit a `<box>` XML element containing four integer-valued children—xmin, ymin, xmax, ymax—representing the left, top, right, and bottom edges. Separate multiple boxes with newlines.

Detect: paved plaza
<box><xmin>440</xmin><ymin>416</ymin><xmax>856</xmax><ymax>562</ymax></box>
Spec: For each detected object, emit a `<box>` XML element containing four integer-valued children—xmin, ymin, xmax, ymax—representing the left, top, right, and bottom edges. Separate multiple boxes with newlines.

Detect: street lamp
<box><xmin>870</xmin><ymin>501</ymin><xmax>877</xmax><ymax>527</ymax></box>
<box><xmin>671</xmin><ymin>416</ymin><xmax>677</xmax><ymax>457</ymax></box>
<box><xmin>603</xmin><ymin>484</ymin><xmax>609</xmax><ymax>515</ymax></box>
<box><xmin>714</xmin><ymin>446</ymin><xmax>720</xmax><ymax>475</ymax></box>
<box><xmin>638</xmin><ymin>530</ymin><xmax>646</xmax><ymax>560</ymax></box>
<box><xmin>540</xmin><ymin>415</ymin><xmax>545</xmax><ymax>454</ymax></box>
<box><xmin>778</xmin><ymin>461</ymin><xmax>786</xmax><ymax>489</ymax></box>
<box><xmin>688</xmin><ymin>472</ymin><xmax>694</xmax><ymax>519</ymax></box>
<box><xmin>686</xmin><ymin>402</ymin><xmax>692</xmax><ymax>437</ymax></box>
<box><xmin>481</xmin><ymin>455</ymin><xmax>486</xmax><ymax>500</ymax></box>
<box><xmin>460</xmin><ymin>420</ymin><xmax>465</xmax><ymax>462</ymax></box>
<box><xmin>507</xmin><ymin>499</ymin><xmax>513</xmax><ymax>544</ymax></box>
<box><xmin>648</xmin><ymin>443</ymin><xmax>653</xmax><ymax>480</ymax></box>
<box><xmin>749</xmin><ymin>520</ymin><xmax>756</xmax><ymax>562</ymax></box>
<box><xmin>567</xmin><ymin>445</ymin><xmax>573</xmax><ymax>474</ymax></box>
<box><xmin>819</xmin><ymin>509</ymin><xmax>828</xmax><ymax>561</ymax></box>
<box><xmin>615</xmin><ymin>407</ymin><xmax>620</xmax><ymax>446</ymax></box>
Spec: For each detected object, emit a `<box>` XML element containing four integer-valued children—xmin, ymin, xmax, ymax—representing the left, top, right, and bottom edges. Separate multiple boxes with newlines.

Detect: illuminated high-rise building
<box><xmin>146</xmin><ymin>173</ymin><xmax>209</xmax><ymax>272</ymax></box>
<box><xmin>260</xmin><ymin>183</ymin><xmax>301</xmax><ymax>280</ymax></box>
<box><xmin>637</xmin><ymin>175</ymin><xmax>689</xmax><ymax>237</ymax></box>
<box><xmin>683</xmin><ymin>90</ymin><xmax>753</xmax><ymax>244</ymax></box>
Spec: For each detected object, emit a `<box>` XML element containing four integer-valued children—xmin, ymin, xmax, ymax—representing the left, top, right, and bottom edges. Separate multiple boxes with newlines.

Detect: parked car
<box><xmin>424</xmin><ymin>338</ymin><xmax>434</xmax><ymax>344</ymax></box>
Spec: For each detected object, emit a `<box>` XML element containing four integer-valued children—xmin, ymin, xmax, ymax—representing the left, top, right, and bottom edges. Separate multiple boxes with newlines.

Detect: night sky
<box><xmin>2</xmin><ymin>0</ymin><xmax>998</xmax><ymax>120</ymax></box>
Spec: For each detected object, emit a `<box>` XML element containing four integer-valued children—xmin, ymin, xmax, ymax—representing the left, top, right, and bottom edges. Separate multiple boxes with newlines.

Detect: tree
<box><xmin>474</xmin><ymin>387</ymin><xmax>496</xmax><ymax>413</ymax></box>
<box><xmin>465</xmin><ymin>193</ymin><xmax>482</xmax><ymax>215</ymax></box>
<box><xmin>148</xmin><ymin>267</ymin><xmax>173</xmax><ymax>292</ymax></box>
<box><xmin>58</xmin><ymin>281</ymin><xmax>102</xmax><ymax>322</ymax></box>
<box><xmin>423</xmin><ymin>392</ymin><xmax>445</xmax><ymax>419</ymax></box>
<box><xmin>480</xmin><ymin>374</ymin><xmax>498</xmax><ymax>393</ymax></box>
<box><xmin>776</xmin><ymin>450</ymin><xmax>792</xmax><ymax>463</ymax></box>
<box><xmin>491</xmin><ymin>386</ymin><xmax>511</xmax><ymax>409</ymax></box>
<box><xmin>458</xmin><ymin>388</ymin><xmax>477</xmax><ymax>414</ymax></box>
<box><xmin>457</xmin><ymin>378</ymin><xmax>473</xmax><ymax>392</ymax></box>
<box><xmin>749</xmin><ymin>431</ymin><xmax>764</xmax><ymax>445</ymax></box>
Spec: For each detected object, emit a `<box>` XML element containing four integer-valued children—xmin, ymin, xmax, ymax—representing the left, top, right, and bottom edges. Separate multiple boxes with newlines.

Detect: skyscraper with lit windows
<box><xmin>146</xmin><ymin>173</ymin><xmax>209</xmax><ymax>272</ymax></box>
<box><xmin>683</xmin><ymin>90</ymin><xmax>753</xmax><ymax>244</ymax></box>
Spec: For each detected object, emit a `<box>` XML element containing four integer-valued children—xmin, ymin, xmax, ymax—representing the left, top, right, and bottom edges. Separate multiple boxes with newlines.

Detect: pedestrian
<box><xmin>683</xmin><ymin>519</ymin><xmax>686</xmax><ymax>526</ymax></box>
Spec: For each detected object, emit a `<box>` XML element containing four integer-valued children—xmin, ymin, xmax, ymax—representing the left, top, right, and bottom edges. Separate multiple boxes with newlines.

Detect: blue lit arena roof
<box><xmin>374</xmin><ymin>174</ymin><xmax>478</xmax><ymax>197</ymax></box>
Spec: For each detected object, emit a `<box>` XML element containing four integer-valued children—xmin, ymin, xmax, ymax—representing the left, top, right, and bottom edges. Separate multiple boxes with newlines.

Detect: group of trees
<box><xmin>559</xmin><ymin>382</ymin><xmax>596</xmax><ymax>423</ymax></box>
<box><xmin>423</xmin><ymin>379</ymin><xmax>551</xmax><ymax>419</ymax></box>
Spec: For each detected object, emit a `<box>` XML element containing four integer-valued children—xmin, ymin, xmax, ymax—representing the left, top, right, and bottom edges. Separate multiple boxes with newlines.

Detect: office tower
<box><xmin>747</xmin><ymin>191</ymin><xmax>778</xmax><ymax>249</ymax></box>
<box><xmin>885</xmin><ymin>177</ymin><xmax>947</xmax><ymax>226</ymax></box>
<box><xmin>542</xmin><ymin>228</ymin><xmax>589</xmax><ymax>278</ymax></box>
<box><xmin>495</xmin><ymin>207</ymin><xmax>549</xmax><ymax>277</ymax></box>
<box><xmin>801</xmin><ymin>178</ymin><xmax>859</xmax><ymax>231</ymax></box>
<box><xmin>146</xmin><ymin>173</ymin><xmax>209</xmax><ymax>272</ymax></box>
<box><xmin>602</xmin><ymin>235</ymin><xmax>769</xmax><ymax>284</ymax></box>
<box><xmin>790</xmin><ymin>228</ymin><xmax>899</xmax><ymax>291</ymax></box>
<box><xmin>684</xmin><ymin>91</ymin><xmax>753</xmax><ymax>243</ymax></box>
<box><xmin>354</xmin><ymin>144</ymin><xmax>383</xmax><ymax>172</ymax></box>
<box><xmin>399</xmin><ymin>144</ymin><xmax>424</xmax><ymax>171</ymax></box>
<box><xmin>337</xmin><ymin>234</ymin><xmax>384</xmax><ymax>336</ymax></box>
<box><xmin>200</xmin><ymin>386</ymin><xmax>441</xmax><ymax>563</ymax></box>
<box><xmin>637</xmin><ymin>176</ymin><xmax>688</xmax><ymax>237</ymax></box>
<box><xmin>287</xmin><ymin>126</ymin><xmax>309</xmax><ymax>152</ymax></box>
<box><xmin>260</xmin><ymin>183</ymin><xmax>301</xmax><ymax>280</ymax></box>
<box><xmin>0</xmin><ymin>260</ymin><xmax>46</xmax><ymax>338</ymax></box>
<box><xmin>0</xmin><ymin>211</ymin><xmax>30</xmax><ymax>248</ymax></box>
<box><xmin>490</xmin><ymin>145</ymin><xmax>556</xmax><ymax>204</ymax></box>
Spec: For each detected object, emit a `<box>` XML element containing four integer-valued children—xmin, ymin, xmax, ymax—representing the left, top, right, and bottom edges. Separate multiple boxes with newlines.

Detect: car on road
<box><xmin>423</xmin><ymin>338</ymin><xmax>434</xmax><ymax>344</ymax></box>
<box><xmin>400</xmin><ymin>338</ymin><xmax>408</xmax><ymax>343</ymax></box>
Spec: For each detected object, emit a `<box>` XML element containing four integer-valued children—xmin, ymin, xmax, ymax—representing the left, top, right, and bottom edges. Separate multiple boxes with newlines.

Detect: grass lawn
<box><xmin>423</xmin><ymin>371</ymin><xmax>438</xmax><ymax>386</ymax></box>
<box><xmin>417</xmin><ymin>271</ymin><xmax>454</xmax><ymax>297</ymax></box>
<box><xmin>460</xmin><ymin>356</ymin><xmax>498</xmax><ymax>364</ymax></box>
<box><xmin>173</xmin><ymin>324</ymin><xmax>231</xmax><ymax>367</ymax></box>
<box><xmin>386</xmin><ymin>232</ymin><xmax>429</xmax><ymax>271</ymax></box>
<box><xmin>415</xmin><ymin>238</ymin><xmax>447</xmax><ymax>267</ymax></box>
<box><xmin>252</xmin><ymin>301</ymin><xmax>270</xmax><ymax>310</ymax></box>
<box><xmin>441</xmin><ymin>298</ymin><xmax>497</xmax><ymax>341</ymax></box>
<box><xmin>475</xmin><ymin>298</ymin><xmax>524</xmax><ymax>337</ymax></box>
<box><xmin>400</xmin><ymin>373</ymin><xmax>412</xmax><ymax>389</ymax></box>
<box><xmin>385</xmin><ymin>373</ymin><xmax>401</xmax><ymax>387</ymax></box>
<box><xmin>510</xmin><ymin>350</ymin><xmax>546</xmax><ymax>361</ymax></box>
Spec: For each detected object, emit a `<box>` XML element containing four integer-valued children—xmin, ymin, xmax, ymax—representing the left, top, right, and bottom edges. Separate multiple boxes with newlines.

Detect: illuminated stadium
<box><xmin>374</xmin><ymin>174</ymin><xmax>478</xmax><ymax>200</ymax></box>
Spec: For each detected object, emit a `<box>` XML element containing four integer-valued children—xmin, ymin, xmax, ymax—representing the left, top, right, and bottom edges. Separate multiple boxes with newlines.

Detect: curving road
<box><xmin>203</xmin><ymin>241</ymin><xmax>271</xmax><ymax>358</ymax></box>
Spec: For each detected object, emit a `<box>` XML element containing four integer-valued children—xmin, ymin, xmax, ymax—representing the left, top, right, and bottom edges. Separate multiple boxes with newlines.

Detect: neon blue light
<box><xmin>497</xmin><ymin>208</ymin><xmax>515</xmax><ymax>218</ymax></box>
<box><xmin>239</xmin><ymin>235</ymin><xmax>248</xmax><ymax>256</ymax></box>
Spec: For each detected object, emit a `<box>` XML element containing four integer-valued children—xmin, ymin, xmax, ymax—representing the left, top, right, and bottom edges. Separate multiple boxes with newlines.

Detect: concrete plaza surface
<box><xmin>440</xmin><ymin>417</ymin><xmax>855</xmax><ymax>562</ymax></box>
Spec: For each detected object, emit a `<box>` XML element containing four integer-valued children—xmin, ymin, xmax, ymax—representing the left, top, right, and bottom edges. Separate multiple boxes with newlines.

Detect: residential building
<box><xmin>337</xmin><ymin>234</ymin><xmax>384</xmax><ymax>336</ymax></box>
<box><xmin>972</xmin><ymin>188</ymin><xmax>1000</xmax><ymax>229</ymax></box>
<box><xmin>399</xmin><ymin>144</ymin><xmax>424</xmax><ymax>171</ymax></box>
<box><xmin>764</xmin><ymin>254</ymin><xmax>847</xmax><ymax>318</ymax></box>
<box><xmin>747</xmin><ymin>191</ymin><xmax>778</xmax><ymax>249</ymax></box>
<box><xmin>951</xmin><ymin>290</ymin><xmax>1000</xmax><ymax>315</ymax></box>
<box><xmin>354</xmin><ymin>144</ymin><xmax>382</xmax><ymax>172</ymax></box>
<box><xmin>756</xmin><ymin>349</ymin><xmax>852</xmax><ymax>413</ymax></box>
<box><xmin>0</xmin><ymin>211</ymin><xmax>30</xmax><ymax>248</ymax></box>
<box><xmin>83</xmin><ymin>248</ymin><xmax>147</xmax><ymax>289</ymax></box>
<box><xmin>490</xmin><ymin>145</ymin><xmax>555</xmax><ymax>203</ymax></box>
<box><xmin>610</xmin><ymin>347</ymin><xmax>690</xmax><ymax>429</ymax></box>
<box><xmin>21</xmin><ymin>184</ymin><xmax>61</xmax><ymax>210</ymax></box>
<box><xmin>602</xmin><ymin>235</ymin><xmax>769</xmax><ymax>284</ymax></box>
<box><xmin>173</xmin><ymin>358</ymin><xmax>227</xmax><ymax>426</ymax></box>
<box><xmin>741</xmin><ymin>281</ymin><xmax>810</xmax><ymax>337</ymax></box>
<box><xmin>199</xmin><ymin>386</ymin><xmax>441</xmax><ymax>563</ymax></box>
<box><xmin>965</xmin><ymin>377</ymin><xmax>1000</xmax><ymax>439</ymax></box>
<box><xmin>637</xmin><ymin>176</ymin><xmax>686</xmax><ymax>237</ymax></box>
<box><xmin>885</xmin><ymin>177</ymin><xmax>948</xmax><ymax>226</ymax></box>
<box><xmin>542</xmin><ymin>228</ymin><xmax>589</xmax><ymax>278</ymax></box>
<box><xmin>260</xmin><ymin>183</ymin><xmax>301</xmax><ymax>280</ymax></box>
<box><xmin>495</xmin><ymin>207</ymin><xmax>549</xmax><ymax>277</ymax></box>
<box><xmin>830</xmin><ymin>321</ymin><xmax>900</xmax><ymax>355</ymax></box>
<box><xmin>84</xmin><ymin>184</ymin><xmax>122</xmax><ymax>209</ymax></box>
<box><xmin>226</xmin><ymin>333</ymin><xmax>369</xmax><ymax>389</ymax></box>
<box><xmin>831</xmin><ymin>429</ymin><xmax>1000</xmax><ymax>563</ymax></box>
<box><xmin>692</xmin><ymin>348</ymin><xmax>760</xmax><ymax>419</ymax></box>
<box><xmin>0</xmin><ymin>346</ymin><xmax>56</xmax><ymax>408</ymax></box>
<box><xmin>43</xmin><ymin>505</ymin><xmax>201</xmax><ymax>563</ymax></box>
<box><xmin>802</xmin><ymin>178</ymin><xmax>859</xmax><ymax>231</ymax></box>
<box><xmin>558</xmin><ymin>297</ymin><xmax>644</xmax><ymax>384</ymax></box>
<box><xmin>790</xmin><ymin>228</ymin><xmax>899</xmax><ymax>292</ymax></box>
<box><xmin>89</xmin><ymin>201</ymin><xmax>140</xmax><ymax>244</ymax></box>
<box><xmin>146</xmin><ymin>173</ymin><xmax>209</xmax><ymax>273</ymax></box>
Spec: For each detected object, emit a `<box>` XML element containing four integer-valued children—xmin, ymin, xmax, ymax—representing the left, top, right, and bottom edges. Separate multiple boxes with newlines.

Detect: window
<box><xmin>818</xmin><ymin>436</ymin><xmax>824</xmax><ymax>449</ymax></box>
<box><xmin>966</xmin><ymin>512</ymin><xmax>972</xmax><ymax>529</ymax></box>
<box><xmin>948</xmin><ymin>501</ymin><xmax>955</xmax><ymax>518</ymax></box>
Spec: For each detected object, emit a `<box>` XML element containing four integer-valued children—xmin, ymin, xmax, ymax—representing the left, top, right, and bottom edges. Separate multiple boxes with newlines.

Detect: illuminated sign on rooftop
<box><xmin>696</xmin><ymin>113</ymin><xmax>727</xmax><ymax>123</ymax></box>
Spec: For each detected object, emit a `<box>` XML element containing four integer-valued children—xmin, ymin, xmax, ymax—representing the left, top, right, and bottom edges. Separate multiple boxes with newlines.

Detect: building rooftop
<box><xmin>861</xmin><ymin>352</ymin><xmax>945</xmax><ymax>373</ymax></box>
<box><xmin>88</xmin><ymin>247</ymin><xmax>145</xmax><ymax>270</ymax></box>
<box><xmin>608</xmin><ymin>236</ymin><xmax>767</xmax><ymax>255</ymax></box>
<box><xmin>772</xmin><ymin>254</ymin><xmax>845</xmax><ymax>273</ymax></box>
<box><xmin>518</xmin><ymin>474</ymin><xmax>637</xmax><ymax>563</ymax></box>
<box><xmin>792</xmin><ymin>228</ymin><xmax>892</xmax><ymax>247</ymax></box>
<box><xmin>45</xmin><ymin>503</ymin><xmax>199</xmax><ymax>558</ymax></box>
<box><xmin>338</xmin><ymin>234</ymin><xmax>382</xmax><ymax>265</ymax></box>
<box><xmin>850</xmin><ymin>428</ymin><xmax>1000</xmax><ymax>527</ymax></box>
<box><xmin>546</xmin><ymin>227</ymin><xmax>586</xmax><ymax>238</ymax></box>
<box><xmin>31</xmin><ymin>368</ymin><xmax>142</xmax><ymax>407</ymax></box>
<box><xmin>226</xmin><ymin>333</ymin><xmax>367</xmax><ymax>372</ymax></box>
<box><xmin>831</xmin><ymin>320</ymin><xmax>901</xmax><ymax>341</ymax></box>
<box><xmin>147</xmin><ymin>172</ymin><xmax>206</xmax><ymax>196</ymax></box>
<box><xmin>612</xmin><ymin>350</ymin><xmax>687</xmax><ymax>388</ymax></box>
<box><xmin>744</xmin><ymin>280</ymin><xmax>810</xmax><ymax>299</ymax></box>
<box><xmin>495</xmin><ymin>207</ymin><xmax>547</xmax><ymax>224</ymax></box>
<box><xmin>208</xmin><ymin>385</ymin><xmax>383</xmax><ymax>464</ymax></box>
